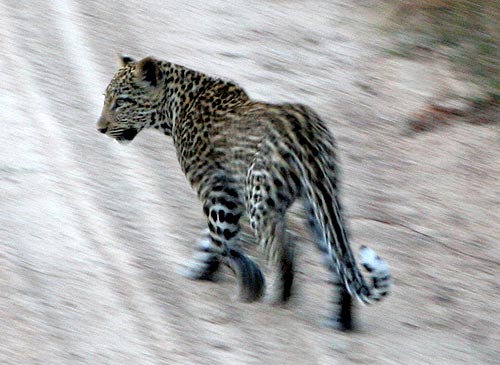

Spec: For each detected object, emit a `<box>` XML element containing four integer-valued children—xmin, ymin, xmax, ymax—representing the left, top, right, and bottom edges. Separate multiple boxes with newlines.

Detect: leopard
<box><xmin>96</xmin><ymin>55</ymin><xmax>392</xmax><ymax>330</ymax></box>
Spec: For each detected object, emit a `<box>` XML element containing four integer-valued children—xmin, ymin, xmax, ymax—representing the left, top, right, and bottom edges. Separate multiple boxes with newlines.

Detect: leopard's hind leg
<box><xmin>305</xmin><ymin>201</ymin><xmax>354</xmax><ymax>331</ymax></box>
<box><xmin>246</xmin><ymin>157</ymin><xmax>298</xmax><ymax>303</ymax></box>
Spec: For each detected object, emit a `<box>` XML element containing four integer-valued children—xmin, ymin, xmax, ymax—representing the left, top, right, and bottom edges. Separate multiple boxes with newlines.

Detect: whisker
<box><xmin>108</xmin><ymin>129</ymin><xmax>125</xmax><ymax>136</ymax></box>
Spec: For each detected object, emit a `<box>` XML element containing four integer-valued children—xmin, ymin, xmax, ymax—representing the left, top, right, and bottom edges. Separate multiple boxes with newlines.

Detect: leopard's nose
<box><xmin>98</xmin><ymin>127</ymin><xmax>108</xmax><ymax>134</ymax></box>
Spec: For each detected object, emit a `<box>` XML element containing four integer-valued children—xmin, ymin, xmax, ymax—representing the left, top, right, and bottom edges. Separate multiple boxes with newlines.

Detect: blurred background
<box><xmin>1</xmin><ymin>1</ymin><xmax>499</xmax><ymax>364</ymax></box>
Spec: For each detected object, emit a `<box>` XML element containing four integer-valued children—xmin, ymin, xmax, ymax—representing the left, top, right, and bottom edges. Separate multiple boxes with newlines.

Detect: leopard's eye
<box><xmin>113</xmin><ymin>97</ymin><xmax>135</xmax><ymax>110</ymax></box>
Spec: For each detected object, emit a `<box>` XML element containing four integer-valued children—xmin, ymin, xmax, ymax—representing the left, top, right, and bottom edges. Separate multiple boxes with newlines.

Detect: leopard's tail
<box><xmin>291</xmin><ymin>115</ymin><xmax>391</xmax><ymax>304</ymax></box>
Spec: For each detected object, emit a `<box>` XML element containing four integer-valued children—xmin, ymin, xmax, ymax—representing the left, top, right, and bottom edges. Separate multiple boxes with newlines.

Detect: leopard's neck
<box><xmin>156</xmin><ymin>63</ymin><xmax>214</xmax><ymax>133</ymax></box>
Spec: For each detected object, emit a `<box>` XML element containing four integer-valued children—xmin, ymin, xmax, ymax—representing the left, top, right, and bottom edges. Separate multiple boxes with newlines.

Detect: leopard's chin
<box><xmin>115</xmin><ymin>137</ymin><xmax>133</xmax><ymax>145</ymax></box>
<box><xmin>115</xmin><ymin>128</ymin><xmax>138</xmax><ymax>144</ymax></box>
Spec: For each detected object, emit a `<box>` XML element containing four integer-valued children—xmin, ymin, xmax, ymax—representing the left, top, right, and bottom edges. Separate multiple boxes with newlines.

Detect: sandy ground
<box><xmin>1</xmin><ymin>0</ymin><xmax>499</xmax><ymax>364</ymax></box>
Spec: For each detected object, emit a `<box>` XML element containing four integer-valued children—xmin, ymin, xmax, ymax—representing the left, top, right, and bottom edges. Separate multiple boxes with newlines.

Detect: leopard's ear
<box><xmin>135</xmin><ymin>56</ymin><xmax>161</xmax><ymax>87</ymax></box>
<box><xmin>118</xmin><ymin>54</ymin><xmax>135</xmax><ymax>67</ymax></box>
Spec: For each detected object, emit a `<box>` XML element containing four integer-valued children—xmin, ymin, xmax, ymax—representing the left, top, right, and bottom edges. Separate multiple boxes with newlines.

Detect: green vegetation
<box><xmin>388</xmin><ymin>1</ymin><xmax>500</xmax><ymax>103</ymax></box>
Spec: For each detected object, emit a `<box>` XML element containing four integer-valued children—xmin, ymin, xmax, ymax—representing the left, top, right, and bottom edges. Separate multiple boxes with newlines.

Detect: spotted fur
<box><xmin>97</xmin><ymin>55</ymin><xmax>392</xmax><ymax>330</ymax></box>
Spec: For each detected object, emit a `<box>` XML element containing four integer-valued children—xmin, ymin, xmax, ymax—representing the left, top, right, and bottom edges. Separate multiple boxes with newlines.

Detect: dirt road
<box><xmin>1</xmin><ymin>1</ymin><xmax>499</xmax><ymax>364</ymax></box>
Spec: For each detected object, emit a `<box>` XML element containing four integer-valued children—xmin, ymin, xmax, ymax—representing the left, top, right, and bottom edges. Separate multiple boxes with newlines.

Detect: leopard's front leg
<box><xmin>185</xmin><ymin>174</ymin><xmax>265</xmax><ymax>302</ymax></box>
<box><xmin>184</xmin><ymin>228</ymin><xmax>222</xmax><ymax>281</ymax></box>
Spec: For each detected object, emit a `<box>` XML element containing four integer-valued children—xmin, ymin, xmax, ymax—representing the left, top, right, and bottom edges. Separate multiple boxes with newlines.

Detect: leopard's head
<box><xmin>97</xmin><ymin>55</ymin><xmax>164</xmax><ymax>144</ymax></box>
